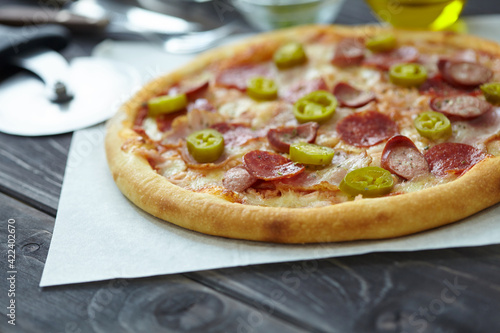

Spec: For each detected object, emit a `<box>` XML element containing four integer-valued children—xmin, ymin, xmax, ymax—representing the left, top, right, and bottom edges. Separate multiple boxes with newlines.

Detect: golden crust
<box><xmin>106</xmin><ymin>25</ymin><xmax>500</xmax><ymax>243</ymax></box>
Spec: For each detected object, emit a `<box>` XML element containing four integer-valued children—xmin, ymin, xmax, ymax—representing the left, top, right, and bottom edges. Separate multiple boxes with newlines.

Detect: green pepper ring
<box><xmin>289</xmin><ymin>142</ymin><xmax>335</xmax><ymax>165</ymax></box>
<box><xmin>247</xmin><ymin>77</ymin><xmax>278</xmax><ymax>101</ymax></box>
<box><xmin>339</xmin><ymin>166</ymin><xmax>394</xmax><ymax>198</ymax></box>
<box><xmin>148</xmin><ymin>93</ymin><xmax>188</xmax><ymax>116</ymax></box>
<box><xmin>366</xmin><ymin>34</ymin><xmax>397</xmax><ymax>53</ymax></box>
<box><xmin>414</xmin><ymin>111</ymin><xmax>452</xmax><ymax>141</ymax></box>
<box><xmin>480</xmin><ymin>82</ymin><xmax>500</xmax><ymax>105</ymax></box>
<box><xmin>186</xmin><ymin>129</ymin><xmax>225</xmax><ymax>163</ymax></box>
<box><xmin>273</xmin><ymin>42</ymin><xmax>308</xmax><ymax>69</ymax></box>
<box><xmin>293</xmin><ymin>90</ymin><xmax>338</xmax><ymax>123</ymax></box>
<box><xmin>389</xmin><ymin>63</ymin><xmax>428</xmax><ymax>87</ymax></box>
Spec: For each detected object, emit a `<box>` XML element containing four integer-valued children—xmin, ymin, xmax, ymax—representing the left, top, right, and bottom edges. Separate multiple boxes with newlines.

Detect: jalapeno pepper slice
<box><xmin>480</xmin><ymin>82</ymin><xmax>500</xmax><ymax>105</ymax></box>
<box><xmin>247</xmin><ymin>77</ymin><xmax>278</xmax><ymax>101</ymax></box>
<box><xmin>273</xmin><ymin>42</ymin><xmax>307</xmax><ymax>69</ymax></box>
<box><xmin>186</xmin><ymin>129</ymin><xmax>224</xmax><ymax>163</ymax></box>
<box><xmin>148</xmin><ymin>93</ymin><xmax>188</xmax><ymax>116</ymax></box>
<box><xmin>389</xmin><ymin>63</ymin><xmax>428</xmax><ymax>87</ymax></box>
<box><xmin>289</xmin><ymin>142</ymin><xmax>335</xmax><ymax>165</ymax></box>
<box><xmin>339</xmin><ymin>166</ymin><xmax>394</xmax><ymax>198</ymax></box>
<box><xmin>414</xmin><ymin>111</ymin><xmax>452</xmax><ymax>141</ymax></box>
<box><xmin>365</xmin><ymin>34</ymin><xmax>397</xmax><ymax>53</ymax></box>
<box><xmin>293</xmin><ymin>90</ymin><xmax>337</xmax><ymax>123</ymax></box>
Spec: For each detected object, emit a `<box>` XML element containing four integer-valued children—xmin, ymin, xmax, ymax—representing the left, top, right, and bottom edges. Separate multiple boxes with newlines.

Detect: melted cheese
<box><xmin>135</xmin><ymin>41</ymin><xmax>500</xmax><ymax>208</ymax></box>
<box><xmin>143</xmin><ymin>117</ymin><xmax>163</xmax><ymax>141</ymax></box>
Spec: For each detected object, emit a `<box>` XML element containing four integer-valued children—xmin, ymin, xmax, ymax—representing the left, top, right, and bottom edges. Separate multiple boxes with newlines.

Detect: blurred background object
<box><xmin>365</xmin><ymin>0</ymin><xmax>467</xmax><ymax>30</ymax></box>
<box><xmin>230</xmin><ymin>0</ymin><xmax>346</xmax><ymax>31</ymax></box>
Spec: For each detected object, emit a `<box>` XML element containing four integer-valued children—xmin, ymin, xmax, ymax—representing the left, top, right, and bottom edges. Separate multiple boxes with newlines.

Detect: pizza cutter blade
<box><xmin>0</xmin><ymin>25</ymin><xmax>140</xmax><ymax>136</ymax></box>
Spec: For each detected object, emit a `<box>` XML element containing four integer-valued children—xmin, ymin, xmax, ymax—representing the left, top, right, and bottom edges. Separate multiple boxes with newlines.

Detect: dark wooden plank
<box><xmin>0</xmin><ymin>192</ymin><xmax>307</xmax><ymax>333</ymax></box>
<box><xmin>186</xmin><ymin>245</ymin><xmax>500</xmax><ymax>333</ymax></box>
<box><xmin>0</xmin><ymin>132</ymin><xmax>71</xmax><ymax>216</ymax></box>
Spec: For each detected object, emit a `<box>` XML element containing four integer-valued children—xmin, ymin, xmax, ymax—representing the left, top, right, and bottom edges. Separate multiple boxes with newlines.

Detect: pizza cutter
<box><xmin>0</xmin><ymin>24</ymin><xmax>140</xmax><ymax>136</ymax></box>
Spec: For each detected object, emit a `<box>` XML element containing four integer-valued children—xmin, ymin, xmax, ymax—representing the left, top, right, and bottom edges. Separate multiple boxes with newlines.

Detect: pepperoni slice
<box><xmin>424</xmin><ymin>143</ymin><xmax>489</xmax><ymax>177</ymax></box>
<box><xmin>222</xmin><ymin>166</ymin><xmax>257</xmax><ymax>192</ymax></box>
<box><xmin>430</xmin><ymin>95</ymin><xmax>492</xmax><ymax>119</ymax></box>
<box><xmin>419</xmin><ymin>74</ymin><xmax>481</xmax><ymax>96</ymax></box>
<box><xmin>331</xmin><ymin>38</ymin><xmax>365</xmax><ymax>67</ymax></box>
<box><xmin>333</xmin><ymin>82</ymin><xmax>376</xmax><ymax>108</ymax></box>
<box><xmin>363</xmin><ymin>46</ymin><xmax>419</xmax><ymax>71</ymax></box>
<box><xmin>381</xmin><ymin>135</ymin><xmax>429</xmax><ymax>180</ymax></box>
<box><xmin>244</xmin><ymin>150</ymin><xmax>305</xmax><ymax>181</ymax></box>
<box><xmin>267</xmin><ymin>122</ymin><xmax>319</xmax><ymax>153</ymax></box>
<box><xmin>214</xmin><ymin>64</ymin><xmax>271</xmax><ymax>91</ymax></box>
<box><xmin>281</xmin><ymin>77</ymin><xmax>328</xmax><ymax>103</ymax></box>
<box><xmin>336</xmin><ymin>110</ymin><xmax>398</xmax><ymax>147</ymax></box>
<box><xmin>438</xmin><ymin>59</ymin><xmax>493</xmax><ymax>88</ymax></box>
<box><xmin>210</xmin><ymin>123</ymin><xmax>264</xmax><ymax>147</ymax></box>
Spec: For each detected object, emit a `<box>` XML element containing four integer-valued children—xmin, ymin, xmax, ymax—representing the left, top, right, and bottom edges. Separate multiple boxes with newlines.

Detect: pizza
<box><xmin>105</xmin><ymin>25</ymin><xmax>500</xmax><ymax>243</ymax></box>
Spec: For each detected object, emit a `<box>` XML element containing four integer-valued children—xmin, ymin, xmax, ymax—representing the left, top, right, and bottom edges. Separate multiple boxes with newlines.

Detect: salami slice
<box><xmin>281</xmin><ymin>77</ymin><xmax>328</xmax><ymax>103</ymax></box>
<box><xmin>363</xmin><ymin>46</ymin><xmax>419</xmax><ymax>71</ymax></box>
<box><xmin>336</xmin><ymin>110</ymin><xmax>398</xmax><ymax>147</ymax></box>
<box><xmin>244</xmin><ymin>150</ymin><xmax>304</xmax><ymax>181</ymax></box>
<box><xmin>381</xmin><ymin>135</ymin><xmax>429</xmax><ymax>180</ymax></box>
<box><xmin>430</xmin><ymin>95</ymin><xmax>492</xmax><ymax>119</ymax></box>
<box><xmin>331</xmin><ymin>38</ymin><xmax>365</xmax><ymax>67</ymax></box>
<box><xmin>333</xmin><ymin>82</ymin><xmax>376</xmax><ymax>108</ymax></box>
<box><xmin>438</xmin><ymin>59</ymin><xmax>493</xmax><ymax>88</ymax></box>
<box><xmin>424</xmin><ymin>142</ymin><xmax>489</xmax><ymax>177</ymax></box>
<box><xmin>267</xmin><ymin>122</ymin><xmax>319</xmax><ymax>153</ymax></box>
<box><xmin>215</xmin><ymin>64</ymin><xmax>272</xmax><ymax>91</ymax></box>
<box><xmin>222</xmin><ymin>166</ymin><xmax>257</xmax><ymax>192</ymax></box>
<box><xmin>211</xmin><ymin>123</ymin><xmax>264</xmax><ymax>147</ymax></box>
<box><xmin>419</xmin><ymin>74</ymin><xmax>480</xmax><ymax>96</ymax></box>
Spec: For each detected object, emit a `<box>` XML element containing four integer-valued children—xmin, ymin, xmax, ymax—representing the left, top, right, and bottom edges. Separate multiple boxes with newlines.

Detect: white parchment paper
<box><xmin>40</xmin><ymin>16</ymin><xmax>500</xmax><ymax>287</ymax></box>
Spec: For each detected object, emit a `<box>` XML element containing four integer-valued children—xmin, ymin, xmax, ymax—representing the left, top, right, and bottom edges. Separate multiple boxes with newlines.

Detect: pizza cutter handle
<box><xmin>0</xmin><ymin>24</ymin><xmax>70</xmax><ymax>62</ymax></box>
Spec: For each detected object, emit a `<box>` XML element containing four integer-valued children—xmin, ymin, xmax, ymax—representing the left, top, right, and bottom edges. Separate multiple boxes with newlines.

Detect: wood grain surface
<box><xmin>1</xmin><ymin>0</ymin><xmax>500</xmax><ymax>332</ymax></box>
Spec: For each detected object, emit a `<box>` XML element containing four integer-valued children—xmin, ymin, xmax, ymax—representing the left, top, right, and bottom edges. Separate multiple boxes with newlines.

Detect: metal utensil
<box><xmin>0</xmin><ymin>5</ymin><xmax>109</xmax><ymax>33</ymax></box>
<box><xmin>68</xmin><ymin>0</ymin><xmax>201</xmax><ymax>35</ymax></box>
<box><xmin>0</xmin><ymin>25</ymin><xmax>140</xmax><ymax>136</ymax></box>
<box><xmin>0</xmin><ymin>0</ymin><xmax>201</xmax><ymax>36</ymax></box>
<box><xmin>0</xmin><ymin>1</ymin><xmax>244</xmax><ymax>54</ymax></box>
<box><xmin>69</xmin><ymin>0</ymin><xmax>244</xmax><ymax>53</ymax></box>
<box><xmin>163</xmin><ymin>22</ymin><xmax>241</xmax><ymax>54</ymax></box>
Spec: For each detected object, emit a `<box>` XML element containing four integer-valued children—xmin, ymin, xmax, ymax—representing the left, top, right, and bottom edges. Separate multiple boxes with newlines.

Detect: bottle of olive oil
<box><xmin>365</xmin><ymin>0</ymin><xmax>466</xmax><ymax>30</ymax></box>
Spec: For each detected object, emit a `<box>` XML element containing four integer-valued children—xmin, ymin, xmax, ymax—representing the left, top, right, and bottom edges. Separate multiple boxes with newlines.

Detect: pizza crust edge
<box><xmin>105</xmin><ymin>25</ymin><xmax>500</xmax><ymax>243</ymax></box>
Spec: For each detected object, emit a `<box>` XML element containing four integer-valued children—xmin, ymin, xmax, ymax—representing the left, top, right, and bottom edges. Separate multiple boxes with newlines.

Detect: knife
<box><xmin>0</xmin><ymin>1</ymin><xmax>201</xmax><ymax>36</ymax></box>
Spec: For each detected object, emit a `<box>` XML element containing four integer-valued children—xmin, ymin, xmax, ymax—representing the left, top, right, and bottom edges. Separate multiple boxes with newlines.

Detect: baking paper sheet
<box><xmin>40</xmin><ymin>16</ymin><xmax>500</xmax><ymax>287</ymax></box>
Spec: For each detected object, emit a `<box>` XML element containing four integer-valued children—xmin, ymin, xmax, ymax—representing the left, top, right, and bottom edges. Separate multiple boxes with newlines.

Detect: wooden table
<box><xmin>1</xmin><ymin>0</ymin><xmax>500</xmax><ymax>332</ymax></box>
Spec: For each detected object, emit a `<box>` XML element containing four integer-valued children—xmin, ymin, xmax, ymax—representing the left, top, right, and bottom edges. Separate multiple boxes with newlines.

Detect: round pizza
<box><xmin>105</xmin><ymin>25</ymin><xmax>500</xmax><ymax>243</ymax></box>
